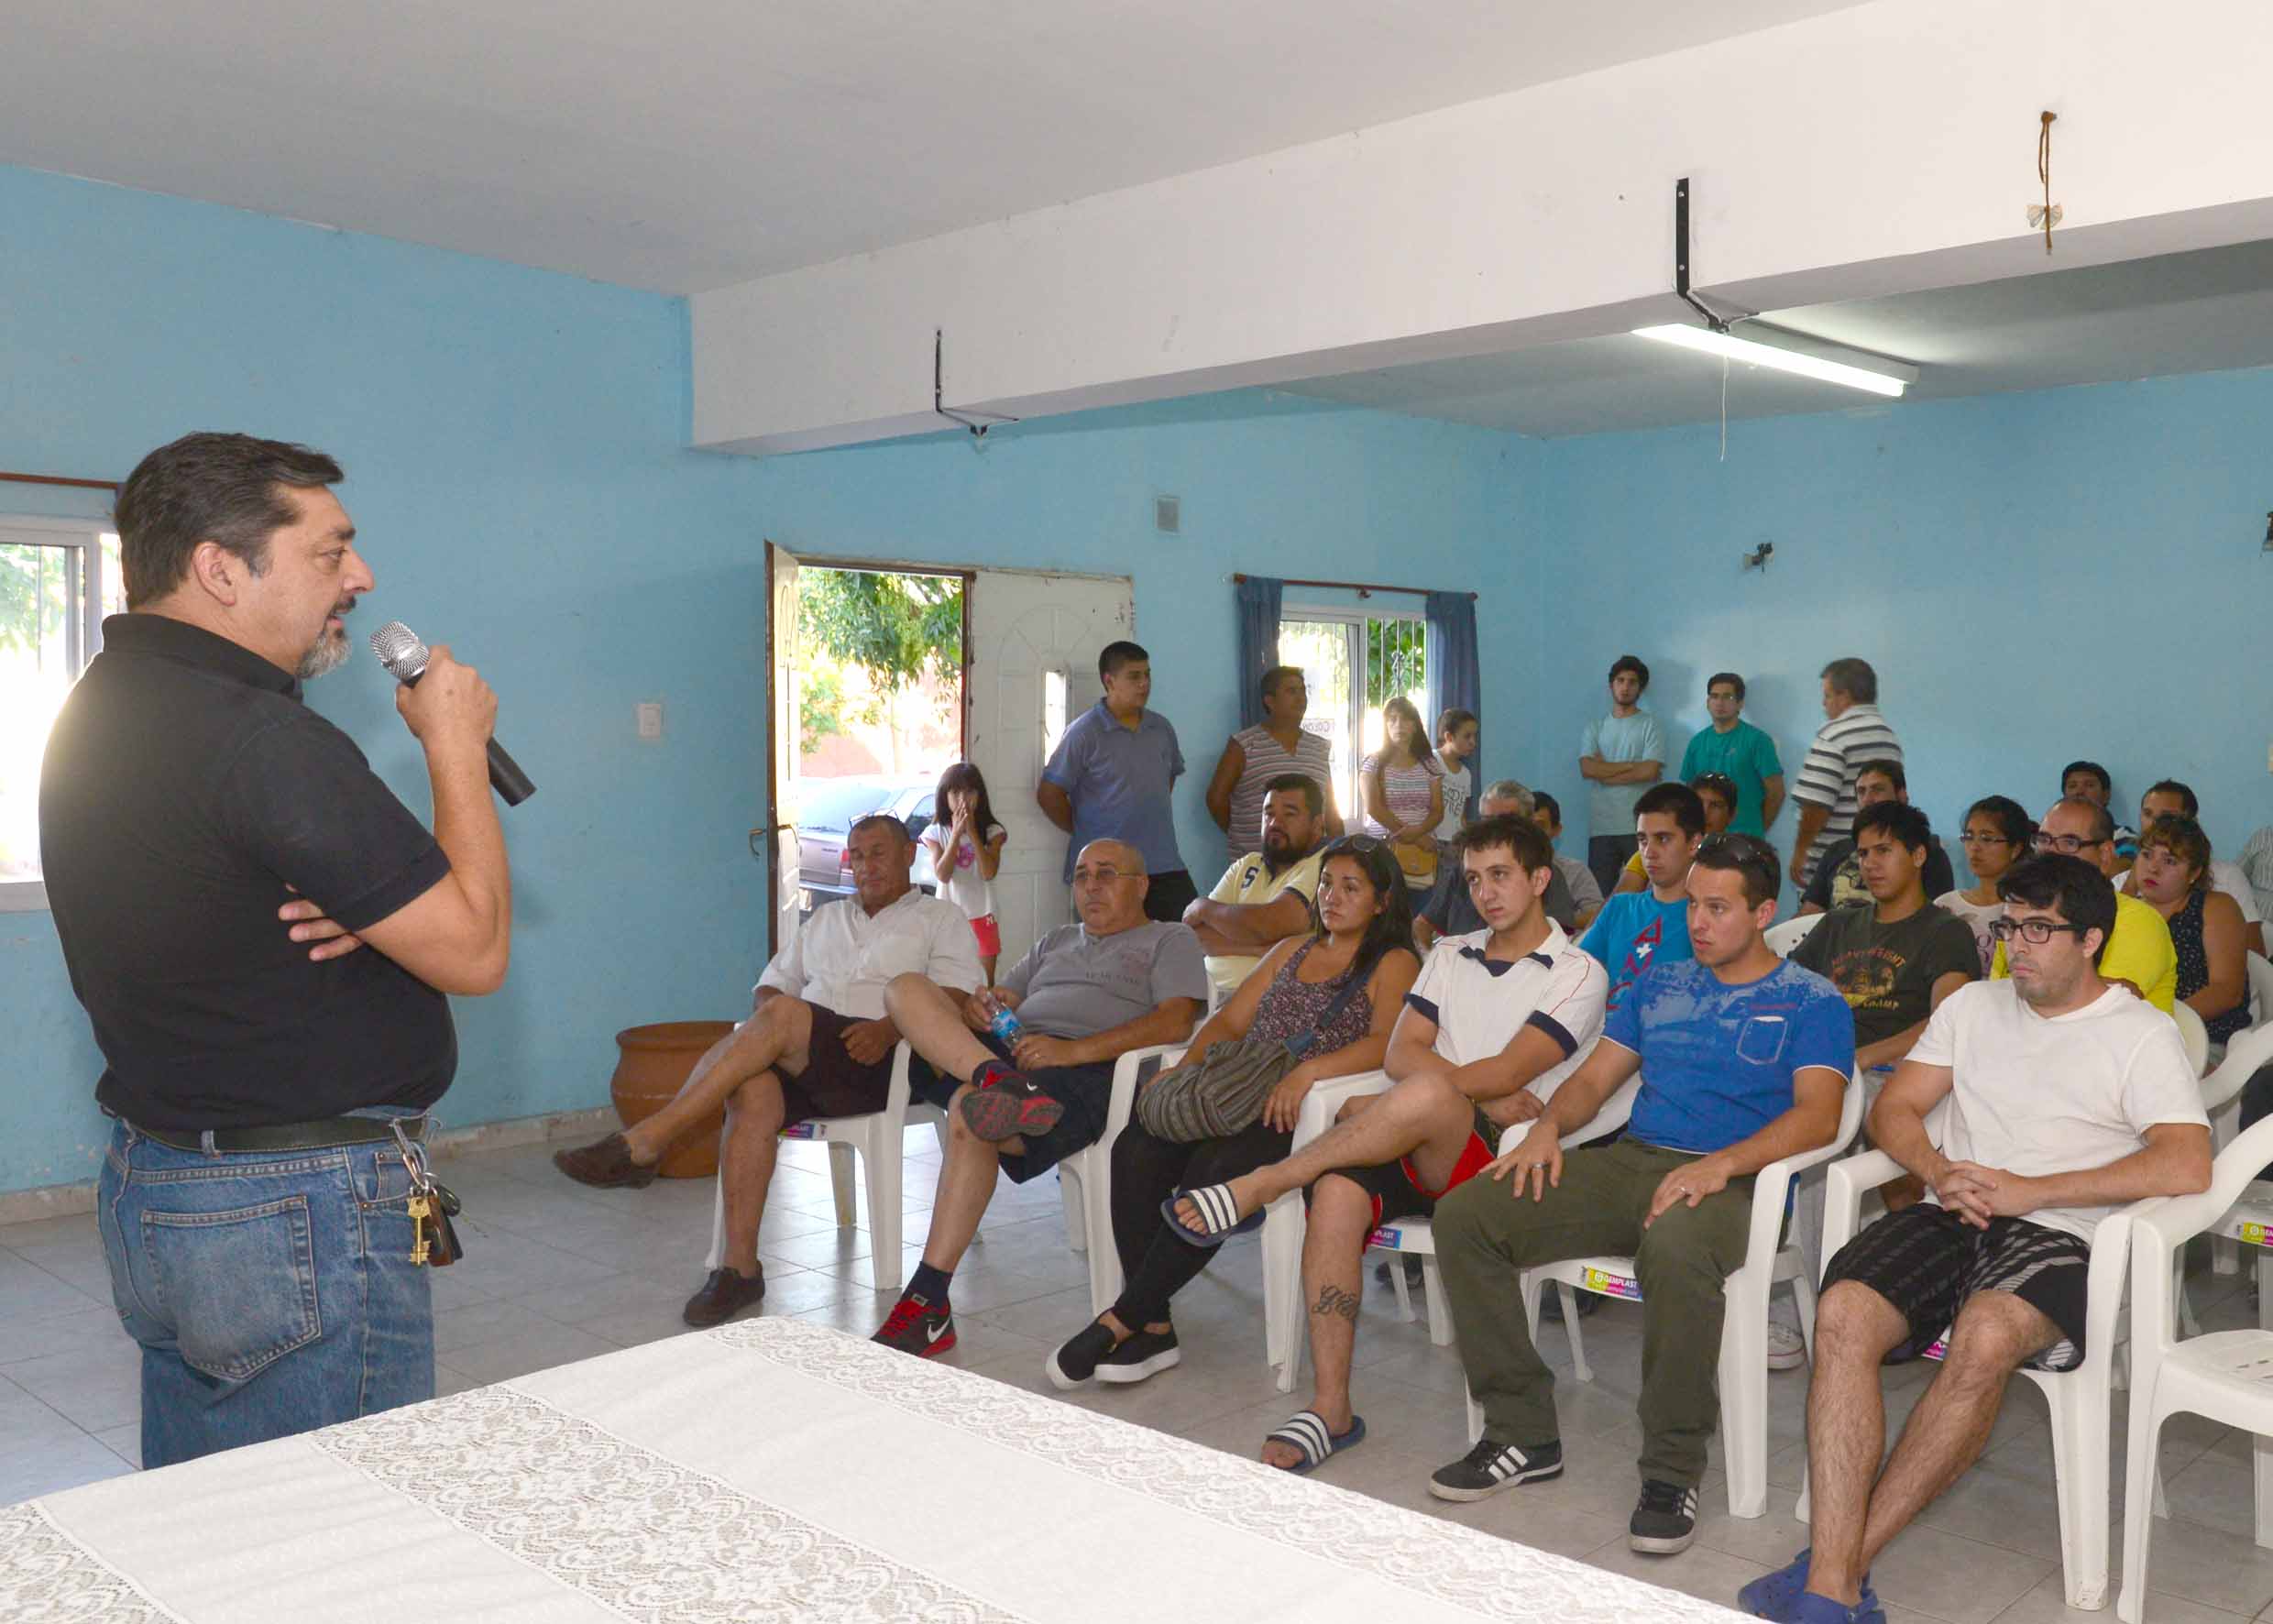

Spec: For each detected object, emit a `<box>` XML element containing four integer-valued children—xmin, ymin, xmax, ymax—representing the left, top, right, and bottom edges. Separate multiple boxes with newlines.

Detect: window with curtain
<box><xmin>1276</xmin><ymin>609</ymin><xmax>1428</xmax><ymax>821</ymax></box>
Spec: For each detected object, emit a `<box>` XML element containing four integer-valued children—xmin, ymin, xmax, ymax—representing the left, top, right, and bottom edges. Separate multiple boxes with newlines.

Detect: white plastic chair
<box><xmin>1257</xmin><ymin>1070</ymin><xmax>1394</xmax><ymax>1378</ymax></box>
<box><xmin>1765</xmin><ymin>914</ymin><xmax>1828</xmax><ymax>957</ymax></box>
<box><xmin>2119</xmin><ymin>1113</ymin><xmax>2273</xmax><ymax>1621</ymax></box>
<box><xmin>1052</xmin><ymin>1042</ymin><xmax>1187</xmax><ymax>1314</ymax></box>
<box><xmin>1801</xmin><ymin>1145</ymin><xmax>2140</xmax><ymax>1610</ymax></box>
<box><xmin>2172</xmin><ymin>1002</ymin><xmax>2210</xmax><ymax>1079</ymax></box>
<box><xmin>704</xmin><ymin>1041</ymin><xmax>942</xmax><ymax>1292</ymax></box>
<box><xmin>2246</xmin><ymin>950</ymin><xmax>2273</xmax><ymax>1029</ymax></box>
<box><xmin>1480</xmin><ymin>1068</ymin><xmax>1862</xmax><ymax>1520</ymax></box>
<box><xmin>2196</xmin><ymin>1022</ymin><xmax>2273</xmax><ymax>1281</ymax></box>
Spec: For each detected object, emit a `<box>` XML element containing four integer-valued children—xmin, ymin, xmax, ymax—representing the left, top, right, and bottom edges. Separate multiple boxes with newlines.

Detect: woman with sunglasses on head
<box><xmin>1938</xmin><ymin>796</ymin><xmax>2034</xmax><ymax>978</ymax></box>
<box><xmin>2129</xmin><ymin>816</ymin><xmax>2250</xmax><ymax>1049</ymax></box>
<box><xmin>1359</xmin><ymin>696</ymin><xmax>1443</xmax><ymax>895</ymax></box>
<box><xmin>1041</xmin><ymin>837</ymin><xmax>1419</xmax><ymax>1391</ymax></box>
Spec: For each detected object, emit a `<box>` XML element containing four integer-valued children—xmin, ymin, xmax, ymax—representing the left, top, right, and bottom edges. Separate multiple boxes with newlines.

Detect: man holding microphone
<box><xmin>39</xmin><ymin>432</ymin><xmax>512</xmax><ymax>1466</ymax></box>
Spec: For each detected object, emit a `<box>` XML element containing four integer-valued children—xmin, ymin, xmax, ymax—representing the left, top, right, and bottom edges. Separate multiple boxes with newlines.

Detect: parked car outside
<box><xmin>788</xmin><ymin>774</ymin><xmax>937</xmax><ymax>912</ymax></box>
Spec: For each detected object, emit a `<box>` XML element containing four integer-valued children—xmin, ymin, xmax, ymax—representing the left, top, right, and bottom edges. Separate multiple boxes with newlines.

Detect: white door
<box><xmin>764</xmin><ymin>542</ymin><xmax>802</xmax><ymax>958</ymax></box>
<box><xmin>965</xmin><ymin>570</ymin><xmax>1133</xmax><ymax>973</ymax></box>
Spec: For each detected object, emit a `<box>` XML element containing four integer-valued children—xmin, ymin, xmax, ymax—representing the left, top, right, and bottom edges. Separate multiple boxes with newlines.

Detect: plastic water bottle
<box><xmin>981</xmin><ymin>992</ymin><xmax>1023</xmax><ymax>1047</ymax></box>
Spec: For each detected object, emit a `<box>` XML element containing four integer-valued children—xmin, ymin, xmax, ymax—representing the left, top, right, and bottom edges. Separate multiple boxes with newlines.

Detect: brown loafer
<box><xmin>552</xmin><ymin>1133</ymin><xmax>658</xmax><ymax>1190</ymax></box>
<box><xmin>683</xmin><ymin>1265</ymin><xmax>766</xmax><ymax>1327</ymax></box>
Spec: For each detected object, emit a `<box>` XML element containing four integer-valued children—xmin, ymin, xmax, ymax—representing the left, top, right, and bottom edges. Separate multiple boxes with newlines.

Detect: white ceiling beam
<box><xmin>693</xmin><ymin>0</ymin><xmax>2273</xmax><ymax>455</ymax></box>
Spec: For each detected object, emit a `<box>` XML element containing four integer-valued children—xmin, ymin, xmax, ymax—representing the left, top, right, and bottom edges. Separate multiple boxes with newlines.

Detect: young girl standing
<box><xmin>922</xmin><ymin>763</ymin><xmax>1009</xmax><ymax>982</ymax></box>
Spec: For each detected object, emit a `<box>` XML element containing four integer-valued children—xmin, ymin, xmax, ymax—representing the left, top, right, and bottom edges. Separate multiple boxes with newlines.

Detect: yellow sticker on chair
<box><xmin>2243</xmin><ymin>1221</ymin><xmax>2270</xmax><ymax>1247</ymax></box>
<box><xmin>1582</xmin><ymin>1267</ymin><xmax>1643</xmax><ymax>1301</ymax></box>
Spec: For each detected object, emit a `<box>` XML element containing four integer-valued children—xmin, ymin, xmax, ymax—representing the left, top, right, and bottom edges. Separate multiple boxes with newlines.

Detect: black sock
<box><xmin>908</xmin><ymin>1262</ymin><xmax>952</xmax><ymax>1305</ymax></box>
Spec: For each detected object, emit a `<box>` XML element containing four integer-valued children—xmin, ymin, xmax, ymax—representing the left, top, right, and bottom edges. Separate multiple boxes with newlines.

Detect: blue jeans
<box><xmin>95</xmin><ymin>1114</ymin><xmax>435</xmax><ymax>1468</ymax></box>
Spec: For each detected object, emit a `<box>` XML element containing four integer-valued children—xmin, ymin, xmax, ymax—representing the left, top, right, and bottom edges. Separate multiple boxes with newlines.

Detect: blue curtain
<box><xmin>1426</xmin><ymin>589</ymin><xmax>1481</xmax><ymax>785</ymax></box>
<box><xmin>1235</xmin><ymin>576</ymin><xmax>1283</xmax><ymax>730</ymax></box>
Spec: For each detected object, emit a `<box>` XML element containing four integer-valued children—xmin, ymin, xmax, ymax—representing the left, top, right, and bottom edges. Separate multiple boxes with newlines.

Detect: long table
<box><xmin>2</xmin><ymin>1317</ymin><xmax>1743</xmax><ymax>1621</ymax></box>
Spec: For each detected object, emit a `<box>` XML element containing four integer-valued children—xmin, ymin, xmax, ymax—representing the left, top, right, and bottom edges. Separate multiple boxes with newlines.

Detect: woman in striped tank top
<box><xmin>1206</xmin><ymin>664</ymin><xmax>1343</xmax><ymax>856</ymax></box>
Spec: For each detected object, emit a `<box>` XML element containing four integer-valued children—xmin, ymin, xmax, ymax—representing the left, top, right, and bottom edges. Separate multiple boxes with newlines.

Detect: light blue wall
<box><xmin>1518</xmin><ymin>375</ymin><xmax>2273</xmax><ymax>894</ymax></box>
<box><xmin>0</xmin><ymin>163</ymin><xmax>1531</xmax><ymax>1194</ymax></box>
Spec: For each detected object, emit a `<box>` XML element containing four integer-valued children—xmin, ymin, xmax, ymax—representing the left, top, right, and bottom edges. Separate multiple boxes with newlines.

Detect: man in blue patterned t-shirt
<box><xmin>1423</xmin><ymin>834</ymin><xmax>1855</xmax><ymax>1559</ymax></box>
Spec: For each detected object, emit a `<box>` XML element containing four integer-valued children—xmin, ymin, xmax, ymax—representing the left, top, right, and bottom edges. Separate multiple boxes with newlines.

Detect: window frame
<box><xmin>1</xmin><ymin>514</ymin><xmax>114</xmax><ymax>913</ymax></box>
<box><xmin>1279</xmin><ymin>601</ymin><xmax>1429</xmax><ymax>822</ymax></box>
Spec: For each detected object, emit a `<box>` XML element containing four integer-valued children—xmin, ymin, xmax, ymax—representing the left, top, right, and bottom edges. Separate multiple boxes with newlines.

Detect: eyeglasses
<box><xmin>2032</xmin><ymin>832</ymin><xmax>2104</xmax><ymax>855</ymax></box>
<box><xmin>1959</xmin><ymin>832</ymin><xmax>2015</xmax><ymax>847</ymax></box>
<box><xmin>1987</xmin><ymin>916</ymin><xmax>2089</xmax><ymax>945</ymax></box>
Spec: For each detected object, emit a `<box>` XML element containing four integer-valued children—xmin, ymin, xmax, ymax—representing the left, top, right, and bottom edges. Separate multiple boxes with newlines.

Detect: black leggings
<box><xmin>1107</xmin><ymin>1116</ymin><xmax>1293</xmax><ymax>1330</ymax></box>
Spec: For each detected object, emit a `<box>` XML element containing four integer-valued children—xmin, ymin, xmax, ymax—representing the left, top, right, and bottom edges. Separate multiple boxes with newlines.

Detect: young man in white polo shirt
<box><xmin>1750</xmin><ymin>854</ymin><xmax>2211</xmax><ymax>1624</ymax></box>
<box><xmin>1159</xmin><ymin>813</ymin><xmax>1608</xmax><ymax>1475</ymax></box>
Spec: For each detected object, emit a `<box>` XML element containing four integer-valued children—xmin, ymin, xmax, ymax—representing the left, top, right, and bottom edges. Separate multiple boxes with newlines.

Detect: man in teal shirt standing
<box><xmin>1678</xmin><ymin>672</ymin><xmax>1784</xmax><ymax>839</ymax></box>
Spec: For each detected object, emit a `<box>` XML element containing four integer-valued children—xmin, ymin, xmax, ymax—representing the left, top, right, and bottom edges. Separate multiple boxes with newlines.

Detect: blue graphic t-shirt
<box><xmin>1606</xmin><ymin>958</ymin><xmax>1856</xmax><ymax>1155</ymax></box>
<box><xmin>1579</xmin><ymin>891</ymin><xmax>1696</xmax><ymax>1011</ymax></box>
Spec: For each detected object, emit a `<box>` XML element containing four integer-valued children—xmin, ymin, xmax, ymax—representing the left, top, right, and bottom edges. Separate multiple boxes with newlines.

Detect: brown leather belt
<box><xmin>135</xmin><ymin>1115</ymin><xmax>429</xmax><ymax>1154</ymax></box>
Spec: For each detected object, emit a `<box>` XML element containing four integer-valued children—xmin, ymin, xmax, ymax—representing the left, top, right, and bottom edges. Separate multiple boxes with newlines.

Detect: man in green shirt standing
<box><xmin>1678</xmin><ymin>672</ymin><xmax>1784</xmax><ymax>839</ymax></box>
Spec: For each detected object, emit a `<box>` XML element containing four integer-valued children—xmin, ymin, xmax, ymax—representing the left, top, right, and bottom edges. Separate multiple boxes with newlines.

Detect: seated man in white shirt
<box><xmin>552</xmin><ymin>814</ymin><xmax>981</xmax><ymax>1326</ymax></box>
<box><xmin>1185</xmin><ymin>775</ymin><xmax>1328</xmax><ymax>998</ymax></box>
<box><xmin>1747</xmin><ymin>854</ymin><xmax>2211</xmax><ymax>1624</ymax></box>
<box><xmin>1157</xmin><ymin>813</ymin><xmax>1609</xmax><ymax>1475</ymax></box>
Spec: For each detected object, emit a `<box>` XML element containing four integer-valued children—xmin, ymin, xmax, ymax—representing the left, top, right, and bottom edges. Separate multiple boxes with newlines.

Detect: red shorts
<box><xmin>1323</xmin><ymin>1105</ymin><xmax>1500</xmax><ymax>1227</ymax></box>
<box><xmin>969</xmin><ymin>913</ymin><xmax>1002</xmax><ymax>957</ymax></box>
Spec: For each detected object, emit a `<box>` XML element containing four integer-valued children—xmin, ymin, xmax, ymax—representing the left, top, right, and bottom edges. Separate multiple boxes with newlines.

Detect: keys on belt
<box><xmin>390</xmin><ymin>1121</ymin><xmax>465</xmax><ymax>1268</ymax></box>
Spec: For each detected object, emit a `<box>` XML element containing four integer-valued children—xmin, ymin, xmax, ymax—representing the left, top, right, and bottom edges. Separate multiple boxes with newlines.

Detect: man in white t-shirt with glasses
<box><xmin>1747</xmin><ymin>853</ymin><xmax>2210</xmax><ymax>1624</ymax></box>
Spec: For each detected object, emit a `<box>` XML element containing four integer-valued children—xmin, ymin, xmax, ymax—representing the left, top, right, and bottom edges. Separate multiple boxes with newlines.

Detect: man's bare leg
<box><xmin>1263</xmin><ymin>1172</ymin><xmax>1373</xmax><ymax>1469</ymax></box>
<box><xmin>621</xmin><ymin>998</ymin><xmax>813</xmax><ymax>1165</ymax></box>
<box><xmin>1172</xmin><ymin>1072</ymin><xmax>1477</xmax><ymax>1235</ymax></box>
<box><xmin>884</xmin><ymin>972</ymin><xmax>999</xmax><ymax>1086</ymax></box>
<box><xmin>715</xmin><ymin>1073</ymin><xmax>788</xmax><ymax>1276</ymax></box>
<box><xmin>1802</xmin><ymin>1282</ymin><xmax>1910</xmax><ymax>1605</ymax></box>
<box><xmin>1809</xmin><ymin>1290</ymin><xmax>2052</xmax><ymax>1608</ymax></box>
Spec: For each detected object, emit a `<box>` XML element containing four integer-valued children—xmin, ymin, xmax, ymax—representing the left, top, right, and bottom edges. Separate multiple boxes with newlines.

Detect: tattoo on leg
<box><xmin>1310</xmin><ymin>1285</ymin><xmax>1361</xmax><ymax>1323</ymax></box>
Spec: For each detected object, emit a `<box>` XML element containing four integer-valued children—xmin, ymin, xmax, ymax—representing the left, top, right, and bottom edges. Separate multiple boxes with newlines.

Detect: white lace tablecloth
<box><xmin>1</xmin><ymin>1317</ymin><xmax>1744</xmax><ymax>1622</ymax></box>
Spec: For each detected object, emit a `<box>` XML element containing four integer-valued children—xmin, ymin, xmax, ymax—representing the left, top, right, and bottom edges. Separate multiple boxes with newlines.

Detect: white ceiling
<box><xmin>1285</xmin><ymin>239</ymin><xmax>2273</xmax><ymax>437</ymax></box>
<box><xmin>3</xmin><ymin>0</ymin><xmax>1872</xmax><ymax>293</ymax></box>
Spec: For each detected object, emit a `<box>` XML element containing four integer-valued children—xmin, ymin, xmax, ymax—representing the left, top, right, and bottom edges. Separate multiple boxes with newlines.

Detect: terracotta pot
<box><xmin>609</xmin><ymin>1020</ymin><xmax>738</xmax><ymax>1180</ymax></box>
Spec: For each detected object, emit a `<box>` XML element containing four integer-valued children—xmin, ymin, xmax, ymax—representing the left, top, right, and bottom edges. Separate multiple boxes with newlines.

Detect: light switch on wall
<box><xmin>637</xmin><ymin>701</ymin><xmax>664</xmax><ymax>741</ymax></box>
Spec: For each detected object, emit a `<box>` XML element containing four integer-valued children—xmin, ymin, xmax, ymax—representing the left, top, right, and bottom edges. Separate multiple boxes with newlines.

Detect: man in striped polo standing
<box><xmin>1789</xmin><ymin>658</ymin><xmax>1903</xmax><ymax>896</ymax></box>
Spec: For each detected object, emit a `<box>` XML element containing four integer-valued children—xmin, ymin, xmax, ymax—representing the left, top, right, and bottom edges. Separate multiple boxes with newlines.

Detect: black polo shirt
<box><xmin>39</xmin><ymin>614</ymin><xmax>456</xmax><ymax>1131</ymax></box>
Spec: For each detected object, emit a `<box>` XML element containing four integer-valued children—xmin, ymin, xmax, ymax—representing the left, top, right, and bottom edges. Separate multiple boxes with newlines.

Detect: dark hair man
<box><xmin>1797</xmin><ymin>760</ymin><xmax>1954</xmax><ymax>916</ymax></box>
<box><xmin>1204</xmin><ymin>664</ymin><xmax>1341</xmax><ymax>855</ymax></box>
<box><xmin>1580</xmin><ymin>783</ymin><xmax>1704</xmax><ymax>1011</ymax></box>
<box><xmin>1791</xmin><ymin>658</ymin><xmax>1903</xmax><ymax>895</ymax></box>
<box><xmin>1532</xmin><ymin>790</ymin><xmax>1607</xmax><ymax>931</ymax></box>
<box><xmin>1039</xmin><ymin>640</ymin><xmax>1193</xmax><ymax>921</ymax></box>
<box><xmin>1578</xmin><ymin>654</ymin><xmax>1665</xmax><ymax>895</ymax></box>
<box><xmin>1764</xmin><ymin>855</ymin><xmax>2207</xmax><ymax>1623</ymax></box>
<box><xmin>1186</xmin><ymin>774</ymin><xmax>1330</xmax><ymax>997</ymax></box>
<box><xmin>1790</xmin><ymin>803</ymin><xmax>1978</xmax><ymax>1072</ymax></box>
<box><xmin>1429</xmin><ymin>832</ymin><xmax>1853</xmax><ymax>1557</ymax></box>
<box><xmin>39</xmin><ymin>432</ymin><xmax>512</xmax><ymax>1465</ymax></box>
<box><xmin>1679</xmin><ymin>672</ymin><xmax>1786</xmax><ymax>837</ymax></box>
<box><xmin>2061</xmin><ymin>760</ymin><xmax>2139</xmax><ymax>862</ymax></box>
<box><xmin>1989</xmin><ymin>798</ymin><xmax>2178</xmax><ymax>1010</ymax></box>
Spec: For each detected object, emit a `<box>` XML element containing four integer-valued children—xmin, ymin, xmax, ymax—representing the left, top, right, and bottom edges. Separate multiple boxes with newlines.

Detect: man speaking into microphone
<box><xmin>39</xmin><ymin>432</ymin><xmax>512</xmax><ymax>1466</ymax></box>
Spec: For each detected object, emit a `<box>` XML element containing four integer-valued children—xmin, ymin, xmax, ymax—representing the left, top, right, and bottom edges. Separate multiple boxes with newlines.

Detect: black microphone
<box><xmin>370</xmin><ymin>621</ymin><xmax>536</xmax><ymax>807</ymax></box>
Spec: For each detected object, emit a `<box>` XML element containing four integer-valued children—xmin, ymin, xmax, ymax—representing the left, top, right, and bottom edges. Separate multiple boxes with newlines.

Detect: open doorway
<box><xmin>779</xmin><ymin>561</ymin><xmax>969</xmax><ymax>925</ymax></box>
<box><xmin>761</xmin><ymin>545</ymin><xmax>1133</xmax><ymax>971</ymax></box>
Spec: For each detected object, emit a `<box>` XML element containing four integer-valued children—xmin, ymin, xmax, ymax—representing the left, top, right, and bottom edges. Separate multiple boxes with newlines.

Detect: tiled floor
<box><xmin>3</xmin><ymin>1129</ymin><xmax>2267</xmax><ymax>1623</ymax></box>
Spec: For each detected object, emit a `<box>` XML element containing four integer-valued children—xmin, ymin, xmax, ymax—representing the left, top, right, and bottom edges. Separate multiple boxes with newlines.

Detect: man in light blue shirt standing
<box><xmin>1579</xmin><ymin>654</ymin><xmax>1666</xmax><ymax>895</ymax></box>
<box><xmin>1678</xmin><ymin>672</ymin><xmax>1785</xmax><ymax>839</ymax></box>
<box><xmin>1039</xmin><ymin>641</ymin><xmax>1192</xmax><ymax>922</ymax></box>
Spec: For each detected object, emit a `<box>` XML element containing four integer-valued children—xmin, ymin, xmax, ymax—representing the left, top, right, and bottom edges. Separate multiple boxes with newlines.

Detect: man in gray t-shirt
<box><xmin>872</xmin><ymin>839</ymin><xmax>1207</xmax><ymax>1357</ymax></box>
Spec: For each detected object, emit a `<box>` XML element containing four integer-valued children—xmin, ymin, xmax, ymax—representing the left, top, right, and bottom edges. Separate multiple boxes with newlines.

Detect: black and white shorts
<box><xmin>1821</xmin><ymin>1203</ymin><xmax>2092</xmax><ymax>1373</ymax></box>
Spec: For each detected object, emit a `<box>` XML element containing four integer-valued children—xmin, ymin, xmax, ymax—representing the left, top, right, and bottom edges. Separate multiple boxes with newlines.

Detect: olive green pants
<box><xmin>1433</xmin><ymin>1138</ymin><xmax>1753</xmax><ymax>1487</ymax></box>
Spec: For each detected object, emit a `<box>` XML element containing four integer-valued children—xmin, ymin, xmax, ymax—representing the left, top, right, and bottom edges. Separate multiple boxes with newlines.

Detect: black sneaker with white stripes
<box><xmin>1628</xmin><ymin>1478</ymin><xmax>1699</xmax><ymax>1553</ymax></box>
<box><xmin>1426</xmin><ymin>1437</ymin><xmax>1563</xmax><ymax>1502</ymax></box>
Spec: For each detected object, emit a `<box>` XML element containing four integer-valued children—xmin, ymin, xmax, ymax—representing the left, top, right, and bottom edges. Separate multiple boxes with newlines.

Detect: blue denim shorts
<box><xmin>96</xmin><ymin>1114</ymin><xmax>437</xmax><ymax>1468</ymax></box>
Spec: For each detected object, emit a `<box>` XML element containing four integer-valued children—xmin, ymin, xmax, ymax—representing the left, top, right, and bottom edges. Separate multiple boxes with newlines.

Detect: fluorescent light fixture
<box><xmin>1632</xmin><ymin>324</ymin><xmax>1910</xmax><ymax>398</ymax></box>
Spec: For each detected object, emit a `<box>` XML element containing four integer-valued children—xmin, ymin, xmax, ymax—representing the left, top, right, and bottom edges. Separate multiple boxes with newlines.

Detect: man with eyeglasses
<box><xmin>1678</xmin><ymin>672</ymin><xmax>1786</xmax><ymax>837</ymax></box>
<box><xmin>1752</xmin><ymin>854</ymin><xmax>2208</xmax><ymax>1624</ymax></box>
<box><xmin>1988</xmin><ymin>798</ymin><xmax>2176</xmax><ymax>1011</ymax></box>
<box><xmin>871</xmin><ymin>839</ymin><xmax>1206</xmax><ymax>1356</ymax></box>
